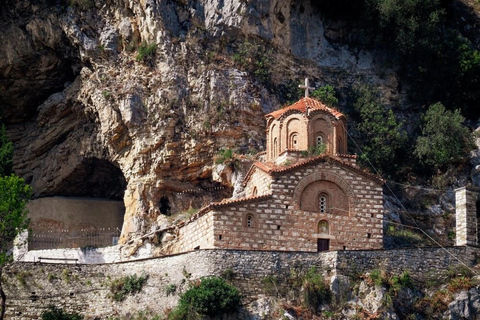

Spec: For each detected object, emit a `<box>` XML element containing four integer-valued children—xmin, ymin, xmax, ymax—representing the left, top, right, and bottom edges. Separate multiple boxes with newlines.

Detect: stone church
<box><xmin>173</xmin><ymin>89</ymin><xmax>385</xmax><ymax>253</ymax></box>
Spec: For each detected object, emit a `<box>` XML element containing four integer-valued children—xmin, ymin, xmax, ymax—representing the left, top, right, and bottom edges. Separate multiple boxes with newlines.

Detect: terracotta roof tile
<box><xmin>267</xmin><ymin>97</ymin><xmax>344</xmax><ymax>119</ymax></box>
<box><xmin>249</xmin><ymin>155</ymin><xmax>384</xmax><ymax>184</ymax></box>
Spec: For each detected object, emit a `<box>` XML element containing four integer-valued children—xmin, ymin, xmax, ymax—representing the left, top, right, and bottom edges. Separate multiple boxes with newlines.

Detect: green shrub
<box><xmin>136</xmin><ymin>42</ymin><xmax>157</xmax><ymax>62</ymax></box>
<box><xmin>353</xmin><ymin>84</ymin><xmax>406</xmax><ymax>178</ymax></box>
<box><xmin>214</xmin><ymin>148</ymin><xmax>238</xmax><ymax>169</ymax></box>
<box><xmin>232</xmin><ymin>39</ymin><xmax>272</xmax><ymax>85</ymax></box>
<box><xmin>391</xmin><ymin>271</ymin><xmax>413</xmax><ymax>292</ymax></box>
<box><xmin>302</xmin><ymin>267</ymin><xmax>331</xmax><ymax>311</ymax></box>
<box><xmin>169</xmin><ymin>276</ymin><xmax>241</xmax><ymax>319</ymax></box>
<box><xmin>368</xmin><ymin>269</ymin><xmax>384</xmax><ymax>286</ymax></box>
<box><xmin>110</xmin><ymin>274</ymin><xmax>148</xmax><ymax>301</ymax></box>
<box><xmin>311</xmin><ymin>85</ymin><xmax>338</xmax><ymax>107</ymax></box>
<box><xmin>41</xmin><ymin>306</ymin><xmax>83</xmax><ymax>320</ymax></box>
<box><xmin>414</xmin><ymin>102</ymin><xmax>474</xmax><ymax>172</ymax></box>
<box><xmin>221</xmin><ymin>268</ymin><xmax>234</xmax><ymax>281</ymax></box>
<box><xmin>363</xmin><ymin>0</ymin><xmax>480</xmax><ymax>119</ymax></box>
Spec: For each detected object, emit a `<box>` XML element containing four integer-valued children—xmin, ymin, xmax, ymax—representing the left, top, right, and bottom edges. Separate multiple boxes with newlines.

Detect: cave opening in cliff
<box><xmin>28</xmin><ymin>158</ymin><xmax>127</xmax><ymax>249</ymax></box>
<box><xmin>48</xmin><ymin>158</ymin><xmax>127</xmax><ymax>200</ymax></box>
<box><xmin>159</xmin><ymin>196</ymin><xmax>171</xmax><ymax>216</ymax></box>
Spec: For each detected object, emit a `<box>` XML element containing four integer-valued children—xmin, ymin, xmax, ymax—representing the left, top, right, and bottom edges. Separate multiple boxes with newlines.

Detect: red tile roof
<box><xmin>267</xmin><ymin>97</ymin><xmax>344</xmax><ymax>120</ymax></box>
<box><xmin>245</xmin><ymin>154</ymin><xmax>384</xmax><ymax>185</ymax></box>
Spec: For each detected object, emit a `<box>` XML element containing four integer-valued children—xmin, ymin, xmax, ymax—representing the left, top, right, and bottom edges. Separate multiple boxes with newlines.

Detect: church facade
<box><xmin>173</xmin><ymin>95</ymin><xmax>385</xmax><ymax>253</ymax></box>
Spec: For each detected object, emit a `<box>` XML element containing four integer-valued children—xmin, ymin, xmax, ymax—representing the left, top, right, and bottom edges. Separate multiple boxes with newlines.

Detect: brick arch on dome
<box><xmin>293</xmin><ymin>171</ymin><xmax>357</xmax><ymax>214</ymax></box>
<box><xmin>283</xmin><ymin>114</ymin><xmax>308</xmax><ymax>151</ymax></box>
<box><xmin>309</xmin><ymin>113</ymin><xmax>335</xmax><ymax>154</ymax></box>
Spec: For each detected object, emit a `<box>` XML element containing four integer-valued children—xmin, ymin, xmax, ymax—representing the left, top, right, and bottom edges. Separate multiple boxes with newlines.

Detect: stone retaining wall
<box><xmin>5</xmin><ymin>247</ymin><xmax>479</xmax><ymax>319</ymax></box>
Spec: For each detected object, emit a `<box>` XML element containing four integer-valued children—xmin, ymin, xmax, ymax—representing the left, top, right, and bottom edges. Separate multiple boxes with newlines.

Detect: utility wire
<box><xmin>385</xmin><ymin>180</ymin><xmax>449</xmax><ymax>192</ymax></box>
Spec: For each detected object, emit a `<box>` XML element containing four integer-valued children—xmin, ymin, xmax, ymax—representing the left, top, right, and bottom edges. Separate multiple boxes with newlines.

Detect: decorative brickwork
<box><xmin>265</xmin><ymin>97</ymin><xmax>347</xmax><ymax>160</ymax></box>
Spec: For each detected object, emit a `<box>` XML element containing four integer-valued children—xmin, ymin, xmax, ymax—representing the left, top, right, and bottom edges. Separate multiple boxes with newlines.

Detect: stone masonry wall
<box><xmin>245</xmin><ymin>167</ymin><xmax>272</xmax><ymax>197</ymax></box>
<box><xmin>174</xmin><ymin>211</ymin><xmax>215</xmax><ymax>252</ymax></box>
<box><xmin>456</xmin><ymin>187</ymin><xmax>480</xmax><ymax>246</ymax></box>
<box><xmin>211</xmin><ymin>160</ymin><xmax>383</xmax><ymax>252</ymax></box>
<box><xmin>5</xmin><ymin>247</ymin><xmax>479</xmax><ymax>319</ymax></box>
<box><xmin>274</xmin><ymin>161</ymin><xmax>383</xmax><ymax>250</ymax></box>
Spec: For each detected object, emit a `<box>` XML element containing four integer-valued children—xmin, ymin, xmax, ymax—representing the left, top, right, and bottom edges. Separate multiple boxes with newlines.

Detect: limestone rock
<box><xmin>449</xmin><ymin>287</ymin><xmax>480</xmax><ymax>320</ymax></box>
<box><xmin>330</xmin><ymin>275</ymin><xmax>351</xmax><ymax>304</ymax></box>
<box><xmin>1</xmin><ymin>0</ymin><xmax>401</xmax><ymax>245</ymax></box>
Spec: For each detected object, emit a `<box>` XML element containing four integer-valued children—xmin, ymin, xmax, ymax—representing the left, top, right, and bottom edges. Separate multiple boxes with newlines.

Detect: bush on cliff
<box><xmin>41</xmin><ymin>306</ymin><xmax>83</xmax><ymax>320</ymax></box>
<box><xmin>168</xmin><ymin>276</ymin><xmax>241</xmax><ymax>319</ymax></box>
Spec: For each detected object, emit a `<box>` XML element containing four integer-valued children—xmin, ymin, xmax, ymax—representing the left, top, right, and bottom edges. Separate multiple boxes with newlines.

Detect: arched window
<box><xmin>289</xmin><ymin>132</ymin><xmax>299</xmax><ymax>149</ymax></box>
<box><xmin>252</xmin><ymin>187</ymin><xmax>258</xmax><ymax>196</ymax></box>
<box><xmin>318</xmin><ymin>193</ymin><xmax>328</xmax><ymax>213</ymax></box>
<box><xmin>316</xmin><ymin>134</ymin><xmax>323</xmax><ymax>147</ymax></box>
<box><xmin>318</xmin><ymin>220</ymin><xmax>329</xmax><ymax>234</ymax></box>
<box><xmin>337</xmin><ymin>137</ymin><xmax>342</xmax><ymax>153</ymax></box>
<box><xmin>246</xmin><ymin>214</ymin><xmax>254</xmax><ymax>228</ymax></box>
<box><xmin>273</xmin><ymin>138</ymin><xmax>278</xmax><ymax>158</ymax></box>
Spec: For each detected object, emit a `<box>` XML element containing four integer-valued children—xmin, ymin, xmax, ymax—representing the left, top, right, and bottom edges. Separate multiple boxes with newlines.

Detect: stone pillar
<box><xmin>455</xmin><ymin>187</ymin><xmax>480</xmax><ymax>246</ymax></box>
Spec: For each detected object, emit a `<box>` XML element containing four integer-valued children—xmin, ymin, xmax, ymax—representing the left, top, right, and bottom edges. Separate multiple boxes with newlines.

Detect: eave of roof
<box><xmin>266</xmin><ymin>97</ymin><xmax>344</xmax><ymax>120</ymax></box>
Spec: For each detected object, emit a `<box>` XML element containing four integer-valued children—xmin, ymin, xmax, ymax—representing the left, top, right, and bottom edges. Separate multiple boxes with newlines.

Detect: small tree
<box><xmin>353</xmin><ymin>85</ymin><xmax>406</xmax><ymax>177</ymax></box>
<box><xmin>415</xmin><ymin>102</ymin><xmax>474</xmax><ymax>171</ymax></box>
<box><xmin>0</xmin><ymin>174</ymin><xmax>31</xmax><ymax>320</ymax></box>
<box><xmin>311</xmin><ymin>84</ymin><xmax>339</xmax><ymax>107</ymax></box>
<box><xmin>169</xmin><ymin>276</ymin><xmax>241</xmax><ymax>319</ymax></box>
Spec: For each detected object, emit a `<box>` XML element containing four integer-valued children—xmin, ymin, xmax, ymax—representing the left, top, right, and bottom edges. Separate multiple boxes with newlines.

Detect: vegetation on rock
<box><xmin>352</xmin><ymin>85</ymin><xmax>406</xmax><ymax>178</ymax></box>
<box><xmin>136</xmin><ymin>42</ymin><xmax>157</xmax><ymax>63</ymax></box>
<box><xmin>41</xmin><ymin>306</ymin><xmax>83</xmax><ymax>320</ymax></box>
<box><xmin>415</xmin><ymin>102</ymin><xmax>475</xmax><ymax>172</ymax></box>
<box><xmin>168</xmin><ymin>276</ymin><xmax>241</xmax><ymax>319</ymax></box>
<box><xmin>311</xmin><ymin>85</ymin><xmax>338</xmax><ymax>107</ymax></box>
<box><xmin>109</xmin><ymin>274</ymin><xmax>149</xmax><ymax>302</ymax></box>
<box><xmin>232</xmin><ymin>38</ymin><xmax>273</xmax><ymax>86</ymax></box>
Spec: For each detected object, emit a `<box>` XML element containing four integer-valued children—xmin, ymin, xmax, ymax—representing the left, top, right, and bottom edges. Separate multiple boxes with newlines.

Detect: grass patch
<box><xmin>110</xmin><ymin>274</ymin><xmax>149</xmax><ymax>301</ymax></box>
<box><xmin>136</xmin><ymin>42</ymin><xmax>157</xmax><ymax>62</ymax></box>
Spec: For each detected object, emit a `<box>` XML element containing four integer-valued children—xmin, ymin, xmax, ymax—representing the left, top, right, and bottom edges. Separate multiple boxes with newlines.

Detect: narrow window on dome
<box><xmin>316</xmin><ymin>135</ymin><xmax>323</xmax><ymax>147</ymax></box>
<box><xmin>290</xmin><ymin>133</ymin><xmax>299</xmax><ymax>149</ymax></box>
<box><xmin>273</xmin><ymin>138</ymin><xmax>278</xmax><ymax>158</ymax></box>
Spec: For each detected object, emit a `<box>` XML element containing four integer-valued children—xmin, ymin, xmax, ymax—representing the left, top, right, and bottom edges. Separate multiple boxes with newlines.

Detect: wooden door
<box><xmin>317</xmin><ymin>238</ymin><xmax>329</xmax><ymax>252</ymax></box>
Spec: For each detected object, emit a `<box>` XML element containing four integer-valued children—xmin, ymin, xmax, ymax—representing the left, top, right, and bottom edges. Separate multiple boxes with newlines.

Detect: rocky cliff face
<box><xmin>0</xmin><ymin>0</ymin><xmax>412</xmax><ymax>244</ymax></box>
